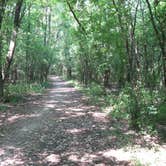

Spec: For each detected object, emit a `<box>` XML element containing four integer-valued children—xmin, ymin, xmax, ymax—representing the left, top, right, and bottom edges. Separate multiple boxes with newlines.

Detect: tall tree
<box><xmin>146</xmin><ymin>0</ymin><xmax>166</xmax><ymax>87</ymax></box>
<box><xmin>0</xmin><ymin>0</ymin><xmax>23</xmax><ymax>99</ymax></box>
<box><xmin>0</xmin><ymin>0</ymin><xmax>8</xmax><ymax>98</ymax></box>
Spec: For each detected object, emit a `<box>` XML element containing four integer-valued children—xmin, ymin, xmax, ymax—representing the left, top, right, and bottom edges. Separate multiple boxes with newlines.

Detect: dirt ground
<box><xmin>0</xmin><ymin>76</ymin><xmax>165</xmax><ymax>166</ymax></box>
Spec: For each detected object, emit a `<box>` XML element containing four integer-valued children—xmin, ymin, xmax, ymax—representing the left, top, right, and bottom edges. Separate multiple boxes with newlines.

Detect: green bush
<box><xmin>41</xmin><ymin>81</ymin><xmax>51</xmax><ymax>88</ymax></box>
<box><xmin>4</xmin><ymin>82</ymin><xmax>47</xmax><ymax>103</ymax></box>
<box><xmin>0</xmin><ymin>105</ymin><xmax>8</xmax><ymax>111</ymax></box>
<box><xmin>108</xmin><ymin>84</ymin><xmax>165</xmax><ymax>131</ymax></box>
<box><xmin>5</xmin><ymin>83</ymin><xmax>45</xmax><ymax>96</ymax></box>
<box><xmin>71</xmin><ymin>79</ymin><xmax>165</xmax><ymax>132</ymax></box>
<box><xmin>88</xmin><ymin>82</ymin><xmax>105</xmax><ymax>96</ymax></box>
<box><xmin>157</xmin><ymin>103</ymin><xmax>166</xmax><ymax>125</ymax></box>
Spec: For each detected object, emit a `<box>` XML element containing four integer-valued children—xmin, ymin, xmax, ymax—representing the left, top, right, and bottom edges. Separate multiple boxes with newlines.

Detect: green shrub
<box><xmin>0</xmin><ymin>105</ymin><xmax>8</xmax><ymax>111</ymax></box>
<box><xmin>41</xmin><ymin>81</ymin><xmax>51</xmax><ymax>88</ymax></box>
<box><xmin>71</xmin><ymin>79</ymin><xmax>165</xmax><ymax>132</ymax></box>
<box><xmin>88</xmin><ymin>82</ymin><xmax>105</xmax><ymax>96</ymax></box>
<box><xmin>4</xmin><ymin>82</ymin><xmax>47</xmax><ymax>103</ymax></box>
<box><xmin>157</xmin><ymin>103</ymin><xmax>166</xmax><ymax>125</ymax></box>
<box><xmin>5</xmin><ymin>83</ymin><xmax>46</xmax><ymax>96</ymax></box>
<box><xmin>108</xmin><ymin>84</ymin><xmax>165</xmax><ymax>131</ymax></box>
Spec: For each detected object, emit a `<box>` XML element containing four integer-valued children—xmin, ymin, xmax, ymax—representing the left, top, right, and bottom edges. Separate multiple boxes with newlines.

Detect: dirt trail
<box><xmin>0</xmin><ymin>76</ymin><xmax>165</xmax><ymax>166</ymax></box>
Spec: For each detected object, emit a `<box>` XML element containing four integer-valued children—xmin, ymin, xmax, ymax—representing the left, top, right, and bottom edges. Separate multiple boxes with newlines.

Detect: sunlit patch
<box><xmin>66</xmin><ymin>128</ymin><xmax>88</xmax><ymax>134</ymax></box>
<box><xmin>0</xmin><ymin>148</ymin><xmax>5</xmax><ymax>156</ymax></box>
<box><xmin>80</xmin><ymin>153</ymin><xmax>97</xmax><ymax>163</ymax></box>
<box><xmin>45</xmin><ymin>100</ymin><xmax>56</xmax><ymax>104</ymax></box>
<box><xmin>58</xmin><ymin>112</ymin><xmax>85</xmax><ymax>120</ymax></box>
<box><xmin>0</xmin><ymin>146</ymin><xmax>25</xmax><ymax>166</ymax></box>
<box><xmin>68</xmin><ymin>108</ymin><xmax>83</xmax><ymax>112</ymax></box>
<box><xmin>67</xmin><ymin>152</ymin><xmax>97</xmax><ymax>164</ymax></box>
<box><xmin>81</xmin><ymin>105</ymin><xmax>97</xmax><ymax>110</ymax></box>
<box><xmin>102</xmin><ymin>149</ymin><xmax>131</xmax><ymax>161</ymax></box>
<box><xmin>55</xmin><ymin>108</ymin><xmax>63</xmax><ymax>111</ymax></box>
<box><xmin>0</xmin><ymin>158</ymin><xmax>24</xmax><ymax>166</ymax></box>
<box><xmin>55</xmin><ymin>88</ymin><xmax>76</xmax><ymax>93</ymax></box>
<box><xmin>62</xmin><ymin>100</ymin><xmax>78</xmax><ymax>104</ymax></box>
<box><xmin>104</xmin><ymin>105</ymin><xmax>114</xmax><ymax>113</ymax></box>
<box><xmin>45</xmin><ymin>154</ymin><xmax>61</xmax><ymax>164</ymax></box>
<box><xmin>100</xmin><ymin>146</ymin><xmax>166</xmax><ymax>166</ymax></box>
<box><xmin>59</xmin><ymin>116</ymin><xmax>68</xmax><ymax>120</ymax></box>
<box><xmin>0</xmin><ymin>113</ymin><xmax>6</xmax><ymax>126</ymax></box>
<box><xmin>91</xmin><ymin>112</ymin><xmax>108</xmax><ymax>122</ymax></box>
<box><xmin>55</xmin><ymin>81</ymin><xmax>70</xmax><ymax>86</ymax></box>
<box><xmin>70</xmin><ymin>112</ymin><xmax>85</xmax><ymax>118</ymax></box>
<box><xmin>64</xmin><ymin>110</ymin><xmax>85</xmax><ymax>116</ymax></box>
<box><xmin>68</xmin><ymin>154</ymin><xmax>79</xmax><ymax>162</ymax></box>
<box><xmin>44</xmin><ymin>103</ymin><xmax>55</xmax><ymax>108</ymax></box>
<box><xmin>7</xmin><ymin>114</ymin><xmax>41</xmax><ymax>123</ymax></box>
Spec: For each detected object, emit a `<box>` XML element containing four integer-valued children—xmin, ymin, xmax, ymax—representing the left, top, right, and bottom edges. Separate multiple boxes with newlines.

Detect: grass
<box><xmin>0</xmin><ymin>104</ymin><xmax>8</xmax><ymax>112</ymax></box>
<box><xmin>3</xmin><ymin>82</ymin><xmax>49</xmax><ymax>103</ymax></box>
<box><xmin>68</xmin><ymin>79</ymin><xmax>166</xmax><ymax>134</ymax></box>
<box><xmin>68</xmin><ymin>79</ymin><xmax>166</xmax><ymax>166</ymax></box>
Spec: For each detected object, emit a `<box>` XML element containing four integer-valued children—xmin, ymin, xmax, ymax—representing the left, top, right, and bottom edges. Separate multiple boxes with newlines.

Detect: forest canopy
<box><xmin>0</xmin><ymin>0</ymin><xmax>166</xmax><ymax>131</ymax></box>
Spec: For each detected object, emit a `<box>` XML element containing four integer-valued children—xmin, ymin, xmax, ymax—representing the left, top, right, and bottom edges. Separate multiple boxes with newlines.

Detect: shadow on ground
<box><xmin>0</xmin><ymin>76</ymin><xmax>164</xmax><ymax>166</ymax></box>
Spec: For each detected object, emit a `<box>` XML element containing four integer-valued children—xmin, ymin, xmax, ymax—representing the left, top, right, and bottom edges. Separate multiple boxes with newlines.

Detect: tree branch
<box><xmin>66</xmin><ymin>0</ymin><xmax>87</xmax><ymax>35</ymax></box>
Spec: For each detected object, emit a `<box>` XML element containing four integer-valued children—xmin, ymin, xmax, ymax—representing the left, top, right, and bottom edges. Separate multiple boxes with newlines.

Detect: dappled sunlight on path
<box><xmin>0</xmin><ymin>76</ymin><xmax>165</xmax><ymax>166</ymax></box>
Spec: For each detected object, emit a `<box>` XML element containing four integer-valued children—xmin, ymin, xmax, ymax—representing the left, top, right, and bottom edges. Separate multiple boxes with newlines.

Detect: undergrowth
<box><xmin>69</xmin><ymin>79</ymin><xmax>166</xmax><ymax>134</ymax></box>
<box><xmin>3</xmin><ymin>82</ymin><xmax>49</xmax><ymax>103</ymax></box>
<box><xmin>0</xmin><ymin>105</ymin><xmax>8</xmax><ymax>112</ymax></box>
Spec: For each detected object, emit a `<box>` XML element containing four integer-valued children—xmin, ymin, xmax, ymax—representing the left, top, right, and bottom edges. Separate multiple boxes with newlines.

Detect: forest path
<box><xmin>0</xmin><ymin>76</ymin><xmax>163</xmax><ymax>166</ymax></box>
<box><xmin>0</xmin><ymin>76</ymin><xmax>129</xmax><ymax>166</ymax></box>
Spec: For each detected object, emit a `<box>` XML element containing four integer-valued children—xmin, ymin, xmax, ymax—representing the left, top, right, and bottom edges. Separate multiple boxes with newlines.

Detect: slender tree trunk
<box><xmin>4</xmin><ymin>29</ymin><xmax>18</xmax><ymax>80</ymax></box>
<box><xmin>44</xmin><ymin>6</ymin><xmax>48</xmax><ymax>46</ymax></box>
<box><xmin>66</xmin><ymin>0</ymin><xmax>86</xmax><ymax>35</ymax></box>
<box><xmin>103</xmin><ymin>69</ymin><xmax>110</xmax><ymax>88</ymax></box>
<box><xmin>146</xmin><ymin>0</ymin><xmax>166</xmax><ymax>87</ymax></box>
<box><xmin>83</xmin><ymin>57</ymin><xmax>89</xmax><ymax>86</ymax></box>
<box><xmin>4</xmin><ymin>0</ymin><xmax>23</xmax><ymax>81</ymax></box>
<box><xmin>48</xmin><ymin>7</ymin><xmax>51</xmax><ymax>45</ymax></box>
<box><xmin>161</xmin><ymin>46</ymin><xmax>166</xmax><ymax>87</ymax></box>
<box><xmin>0</xmin><ymin>72</ymin><xmax>4</xmax><ymax>98</ymax></box>
<box><xmin>26</xmin><ymin>4</ymin><xmax>31</xmax><ymax>82</ymax></box>
<box><xmin>13</xmin><ymin>65</ymin><xmax>18</xmax><ymax>84</ymax></box>
<box><xmin>67</xmin><ymin>67</ymin><xmax>72</xmax><ymax>79</ymax></box>
<box><xmin>0</xmin><ymin>0</ymin><xmax>8</xmax><ymax>99</ymax></box>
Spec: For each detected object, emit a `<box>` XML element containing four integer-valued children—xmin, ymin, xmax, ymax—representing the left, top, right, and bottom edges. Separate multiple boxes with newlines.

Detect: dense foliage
<box><xmin>0</xmin><ymin>0</ymin><xmax>165</xmax><ymax>131</ymax></box>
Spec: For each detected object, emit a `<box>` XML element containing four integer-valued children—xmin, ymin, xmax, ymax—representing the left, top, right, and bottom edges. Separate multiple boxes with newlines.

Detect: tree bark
<box><xmin>25</xmin><ymin>4</ymin><xmax>31</xmax><ymax>82</ymax></box>
<box><xmin>66</xmin><ymin>0</ymin><xmax>86</xmax><ymax>35</ymax></box>
<box><xmin>103</xmin><ymin>69</ymin><xmax>110</xmax><ymax>88</ymax></box>
<box><xmin>67</xmin><ymin>67</ymin><xmax>72</xmax><ymax>79</ymax></box>
<box><xmin>0</xmin><ymin>71</ymin><xmax>4</xmax><ymax>99</ymax></box>
<box><xmin>4</xmin><ymin>0</ymin><xmax>23</xmax><ymax>81</ymax></box>
<box><xmin>146</xmin><ymin>0</ymin><xmax>166</xmax><ymax>87</ymax></box>
<box><xmin>0</xmin><ymin>0</ymin><xmax>8</xmax><ymax>99</ymax></box>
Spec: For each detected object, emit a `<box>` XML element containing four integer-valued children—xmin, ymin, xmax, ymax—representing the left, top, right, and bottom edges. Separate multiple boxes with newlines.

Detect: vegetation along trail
<box><xmin>0</xmin><ymin>76</ymin><xmax>165</xmax><ymax>166</ymax></box>
<box><xmin>0</xmin><ymin>76</ymin><xmax>130</xmax><ymax>165</ymax></box>
<box><xmin>0</xmin><ymin>0</ymin><xmax>166</xmax><ymax>165</ymax></box>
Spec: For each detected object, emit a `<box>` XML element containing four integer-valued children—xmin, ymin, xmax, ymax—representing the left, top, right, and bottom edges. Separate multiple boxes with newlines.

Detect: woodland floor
<box><xmin>0</xmin><ymin>76</ymin><xmax>165</xmax><ymax>166</ymax></box>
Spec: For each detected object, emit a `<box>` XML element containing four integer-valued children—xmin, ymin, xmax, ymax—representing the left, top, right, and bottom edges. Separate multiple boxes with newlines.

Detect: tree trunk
<box><xmin>25</xmin><ymin>4</ymin><xmax>31</xmax><ymax>83</ymax></box>
<box><xmin>146</xmin><ymin>0</ymin><xmax>166</xmax><ymax>87</ymax></box>
<box><xmin>161</xmin><ymin>45</ymin><xmax>166</xmax><ymax>87</ymax></box>
<box><xmin>4</xmin><ymin>0</ymin><xmax>23</xmax><ymax>81</ymax></box>
<box><xmin>13</xmin><ymin>65</ymin><xmax>18</xmax><ymax>84</ymax></box>
<box><xmin>4</xmin><ymin>29</ymin><xmax>17</xmax><ymax>80</ymax></box>
<box><xmin>103</xmin><ymin>69</ymin><xmax>110</xmax><ymax>88</ymax></box>
<box><xmin>0</xmin><ymin>72</ymin><xmax>4</xmax><ymax>99</ymax></box>
<box><xmin>0</xmin><ymin>0</ymin><xmax>8</xmax><ymax>99</ymax></box>
<box><xmin>83</xmin><ymin>58</ymin><xmax>89</xmax><ymax>86</ymax></box>
<box><xmin>67</xmin><ymin>67</ymin><xmax>72</xmax><ymax>79</ymax></box>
